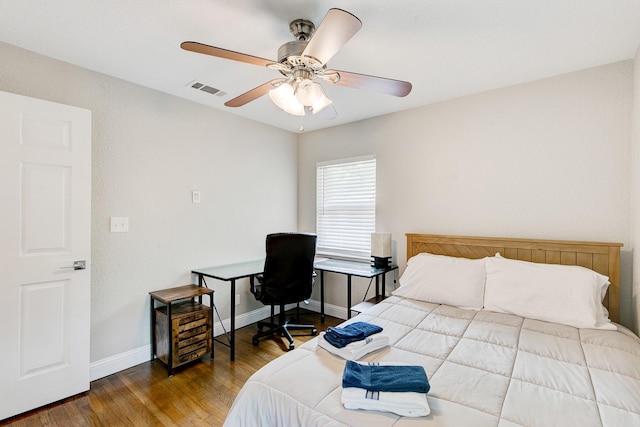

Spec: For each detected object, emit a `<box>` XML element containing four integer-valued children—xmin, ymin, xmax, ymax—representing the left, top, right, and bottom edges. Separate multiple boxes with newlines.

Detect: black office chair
<box><xmin>250</xmin><ymin>233</ymin><xmax>318</xmax><ymax>351</ymax></box>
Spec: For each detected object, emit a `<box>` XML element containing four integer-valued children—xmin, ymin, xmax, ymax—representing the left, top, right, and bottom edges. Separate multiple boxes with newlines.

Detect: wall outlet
<box><xmin>192</xmin><ymin>190</ymin><xmax>201</xmax><ymax>203</ymax></box>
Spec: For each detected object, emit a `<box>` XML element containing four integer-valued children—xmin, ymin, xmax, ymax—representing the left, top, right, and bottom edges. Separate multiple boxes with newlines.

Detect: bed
<box><xmin>223</xmin><ymin>234</ymin><xmax>640</xmax><ymax>426</ymax></box>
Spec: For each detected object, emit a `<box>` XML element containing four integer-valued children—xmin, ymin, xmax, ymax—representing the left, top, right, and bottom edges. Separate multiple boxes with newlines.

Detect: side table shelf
<box><xmin>149</xmin><ymin>284</ymin><xmax>214</xmax><ymax>376</ymax></box>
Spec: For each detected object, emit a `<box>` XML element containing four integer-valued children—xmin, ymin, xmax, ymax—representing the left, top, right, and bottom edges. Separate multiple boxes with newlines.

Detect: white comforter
<box><xmin>223</xmin><ymin>296</ymin><xmax>640</xmax><ymax>426</ymax></box>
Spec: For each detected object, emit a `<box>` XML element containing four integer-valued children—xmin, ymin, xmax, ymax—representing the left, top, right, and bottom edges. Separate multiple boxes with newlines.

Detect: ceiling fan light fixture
<box><xmin>295</xmin><ymin>79</ymin><xmax>323</xmax><ymax>106</ymax></box>
<box><xmin>269</xmin><ymin>82</ymin><xmax>305</xmax><ymax>116</ymax></box>
<box><xmin>310</xmin><ymin>87</ymin><xmax>332</xmax><ymax>114</ymax></box>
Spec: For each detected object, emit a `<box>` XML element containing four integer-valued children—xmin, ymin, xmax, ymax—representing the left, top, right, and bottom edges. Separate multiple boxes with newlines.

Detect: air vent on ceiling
<box><xmin>187</xmin><ymin>80</ymin><xmax>226</xmax><ymax>97</ymax></box>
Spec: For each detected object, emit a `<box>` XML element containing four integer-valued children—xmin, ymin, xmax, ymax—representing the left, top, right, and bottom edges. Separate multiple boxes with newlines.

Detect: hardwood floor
<box><xmin>1</xmin><ymin>309</ymin><xmax>343</xmax><ymax>427</ymax></box>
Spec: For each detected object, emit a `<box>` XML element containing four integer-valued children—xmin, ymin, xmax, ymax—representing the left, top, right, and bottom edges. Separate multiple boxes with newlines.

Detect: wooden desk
<box><xmin>149</xmin><ymin>284</ymin><xmax>214</xmax><ymax>376</ymax></box>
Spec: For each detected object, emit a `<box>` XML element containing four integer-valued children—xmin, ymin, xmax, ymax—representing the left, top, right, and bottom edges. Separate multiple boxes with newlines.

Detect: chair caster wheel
<box><xmin>252</xmin><ymin>337</ymin><xmax>259</xmax><ymax>346</ymax></box>
<box><xmin>311</xmin><ymin>328</ymin><xmax>318</xmax><ymax>336</ymax></box>
<box><xmin>289</xmin><ymin>343</ymin><xmax>295</xmax><ymax>351</ymax></box>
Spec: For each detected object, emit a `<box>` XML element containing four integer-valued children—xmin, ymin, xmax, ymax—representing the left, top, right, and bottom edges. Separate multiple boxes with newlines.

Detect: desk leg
<box><xmin>381</xmin><ymin>272</ymin><xmax>386</xmax><ymax>298</ymax></box>
<box><xmin>320</xmin><ymin>271</ymin><xmax>325</xmax><ymax>323</ymax></box>
<box><xmin>210</xmin><ymin>293</ymin><xmax>215</xmax><ymax>359</ymax></box>
<box><xmin>167</xmin><ymin>302</ymin><xmax>173</xmax><ymax>376</ymax></box>
<box><xmin>150</xmin><ymin>296</ymin><xmax>156</xmax><ymax>361</ymax></box>
<box><xmin>347</xmin><ymin>275</ymin><xmax>352</xmax><ymax>319</ymax></box>
<box><xmin>197</xmin><ymin>274</ymin><xmax>216</xmax><ymax>361</ymax></box>
<box><xmin>230</xmin><ymin>279</ymin><xmax>236</xmax><ymax>361</ymax></box>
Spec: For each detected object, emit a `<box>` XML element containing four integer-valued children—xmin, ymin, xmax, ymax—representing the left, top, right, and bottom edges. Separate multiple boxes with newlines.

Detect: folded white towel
<box><xmin>341</xmin><ymin>387</ymin><xmax>430</xmax><ymax>417</ymax></box>
<box><xmin>317</xmin><ymin>332</ymin><xmax>389</xmax><ymax>360</ymax></box>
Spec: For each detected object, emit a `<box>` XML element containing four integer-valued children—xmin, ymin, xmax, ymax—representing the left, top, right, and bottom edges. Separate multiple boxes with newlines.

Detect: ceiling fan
<box><xmin>181</xmin><ymin>8</ymin><xmax>412</xmax><ymax>118</ymax></box>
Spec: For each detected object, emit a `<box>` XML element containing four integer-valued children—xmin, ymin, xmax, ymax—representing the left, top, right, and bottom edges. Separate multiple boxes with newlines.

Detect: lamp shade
<box><xmin>269</xmin><ymin>83</ymin><xmax>305</xmax><ymax>116</ymax></box>
<box><xmin>371</xmin><ymin>232</ymin><xmax>392</xmax><ymax>258</ymax></box>
<box><xmin>295</xmin><ymin>79</ymin><xmax>322</xmax><ymax>106</ymax></box>
<box><xmin>310</xmin><ymin>86</ymin><xmax>332</xmax><ymax>114</ymax></box>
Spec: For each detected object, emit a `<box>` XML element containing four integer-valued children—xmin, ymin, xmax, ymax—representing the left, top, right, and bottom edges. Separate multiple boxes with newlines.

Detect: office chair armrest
<box><xmin>250</xmin><ymin>274</ymin><xmax>264</xmax><ymax>301</ymax></box>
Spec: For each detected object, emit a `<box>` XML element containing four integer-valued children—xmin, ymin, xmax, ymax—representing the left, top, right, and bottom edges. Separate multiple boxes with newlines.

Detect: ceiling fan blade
<box><xmin>181</xmin><ymin>41</ymin><xmax>274</xmax><ymax>68</ymax></box>
<box><xmin>224</xmin><ymin>79</ymin><xmax>284</xmax><ymax>107</ymax></box>
<box><xmin>302</xmin><ymin>8</ymin><xmax>362</xmax><ymax>66</ymax></box>
<box><xmin>325</xmin><ymin>70</ymin><xmax>412</xmax><ymax>97</ymax></box>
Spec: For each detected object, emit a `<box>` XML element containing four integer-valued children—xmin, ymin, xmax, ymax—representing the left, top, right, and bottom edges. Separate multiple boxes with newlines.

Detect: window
<box><xmin>316</xmin><ymin>155</ymin><xmax>376</xmax><ymax>260</ymax></box>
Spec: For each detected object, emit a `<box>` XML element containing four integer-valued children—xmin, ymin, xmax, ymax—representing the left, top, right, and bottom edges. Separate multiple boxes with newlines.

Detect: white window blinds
<box><xmin>316</xmin><ymin>156</ymin><xmax>376</xmax><ymax>259</ymax></box>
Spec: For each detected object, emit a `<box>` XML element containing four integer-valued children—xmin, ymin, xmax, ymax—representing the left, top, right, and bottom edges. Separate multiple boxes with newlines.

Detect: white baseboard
<box><xmin>304</xmin><ymin>299</ymin><xmax>349</xmax><ymax>321</ymax></box>
<box><xmin>90</xmin><ymin>345</ymin><xmax>152</xmax><ymax>381</ymax></box>
<box><xmin>90</xmin><ymin>299</ymin><xmax>347</xmax><ymax>381</ymax></box>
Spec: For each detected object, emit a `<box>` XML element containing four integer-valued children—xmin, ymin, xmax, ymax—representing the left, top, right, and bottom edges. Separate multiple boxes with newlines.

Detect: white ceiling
<box><xmin>1</xmin><ymin>1</ymin><xmax>640</xmax><ymax>133</ymax></box>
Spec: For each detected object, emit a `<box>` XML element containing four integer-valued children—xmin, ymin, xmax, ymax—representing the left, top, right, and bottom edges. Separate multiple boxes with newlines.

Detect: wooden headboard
<box><xmin>406</xmin><ymin>234</ymin><xmax>623</xmax><ymax>323</ymax></box>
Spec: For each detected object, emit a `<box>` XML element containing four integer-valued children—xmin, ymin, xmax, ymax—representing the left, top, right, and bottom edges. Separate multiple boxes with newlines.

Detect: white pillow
<box><xmin>393</xmin><ymin>253</ymin><xmax>486</xmax><ymax>310</ymax></box>
<box><xmin>484</xmin><ymin>256</ymin><xmax>614</xmax><ymax>330</ymax></box>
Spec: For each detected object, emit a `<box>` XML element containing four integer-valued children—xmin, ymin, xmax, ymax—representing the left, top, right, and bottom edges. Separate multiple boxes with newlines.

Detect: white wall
<box><xmin>632</xmin><ymin>48</ymin><xmax>640</xmax><ymax>333</ymax></box>
<box><xmin>0</xmin><ymin>42</ymin><xmax>298</xmax><ymax>367</ymax></box>
<box><xmin>299</xmin><ymin>61</ymin><xmax>636</xmax><ymax>331</ymax></box>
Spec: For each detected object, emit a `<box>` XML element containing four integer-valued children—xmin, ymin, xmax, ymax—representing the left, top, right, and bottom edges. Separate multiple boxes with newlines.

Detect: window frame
<box><xmin>315</xmin><ymin>155</ymin><xmax>376</xmax><ymax>261</ymax></box>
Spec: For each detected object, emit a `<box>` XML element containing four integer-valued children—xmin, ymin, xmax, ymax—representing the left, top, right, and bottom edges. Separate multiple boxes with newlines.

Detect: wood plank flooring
<box><xmin>1</xmin><ymin>309</ymin><xmax>342</xmax><ymax>427</ymax></box>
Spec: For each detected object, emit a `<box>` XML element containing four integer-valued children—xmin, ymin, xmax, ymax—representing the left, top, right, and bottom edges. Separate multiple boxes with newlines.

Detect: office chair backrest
<box><xmin>260</xmin><ymin>233</ymin><xmax>317</xmax><ymax>305</ymax></box>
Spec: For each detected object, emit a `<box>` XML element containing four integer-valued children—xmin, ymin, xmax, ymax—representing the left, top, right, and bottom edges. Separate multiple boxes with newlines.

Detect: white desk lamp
<box><xmin>371</xmin><ymin>232</ymin><xmax>392</xmax><ymax>268</ymax></box>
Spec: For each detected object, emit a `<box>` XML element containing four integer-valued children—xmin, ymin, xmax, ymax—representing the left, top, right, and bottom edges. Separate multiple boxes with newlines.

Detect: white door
<box><xmin>0</xmin><ymin>90</ymin><xmax>91</xmax><ymax>420</ymax></box>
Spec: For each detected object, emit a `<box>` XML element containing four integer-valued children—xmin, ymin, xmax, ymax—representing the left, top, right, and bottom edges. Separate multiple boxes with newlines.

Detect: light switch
<box><xmin>192</xmin><ymin>190</ymin><xmax>201</xmax><ymax>203</ymax></box>
<box><xmin>110</xmin><ymin>217</ymin><xmax>129</xmax><ymax>233</ymax></box>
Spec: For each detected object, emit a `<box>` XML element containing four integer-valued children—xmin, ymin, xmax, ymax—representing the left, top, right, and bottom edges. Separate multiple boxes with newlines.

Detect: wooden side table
<box><xmin>149</xmin><ymin>284</ymin><xmax>214</xmax><ymax>376</ymax></box>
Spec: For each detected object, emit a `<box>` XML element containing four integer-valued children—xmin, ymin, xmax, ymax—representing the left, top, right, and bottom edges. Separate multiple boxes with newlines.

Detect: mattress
<box><xmin>223</xmin><ymin>296</ymin><xmax>640</xmax><ymax>426</ymax></box>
